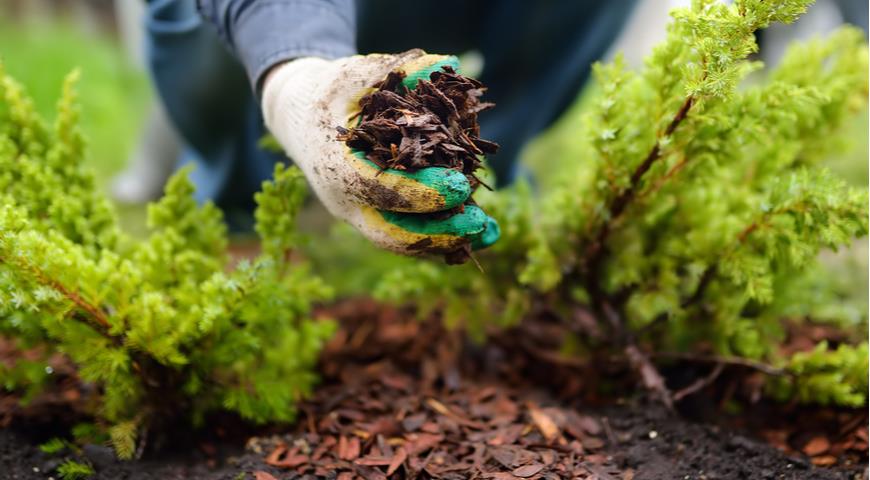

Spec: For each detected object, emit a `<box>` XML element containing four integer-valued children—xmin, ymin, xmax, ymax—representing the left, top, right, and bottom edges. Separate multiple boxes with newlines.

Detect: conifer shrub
<box><xmin>375</xmin><ymin>0</ymin><xmax>870</xmax><ymax>406</ymax></box>
<box><xmin>0</xmin><ymin>66</ymin><xmax>334</xmax><ymax>457</ymax></box>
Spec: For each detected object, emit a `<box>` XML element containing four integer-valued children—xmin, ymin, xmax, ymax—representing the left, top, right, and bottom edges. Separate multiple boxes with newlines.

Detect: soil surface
<box><xmin>1</xmin><ymin>300</ymin><xmax>866</xmax><ymax>480</ymax></box>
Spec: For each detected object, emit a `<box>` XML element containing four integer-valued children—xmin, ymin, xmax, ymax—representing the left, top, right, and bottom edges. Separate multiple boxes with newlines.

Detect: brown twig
<box><xmin>736</xmin><ymin>222</ymin><xmax>759</xmax><ymax>243</ymax></box>
<box><xmin>636</xmin><ymin>153</ymin><xmax>689</xmax><ymax>201</ymax></box>
<box><xmin>1</xmin><ymin>254</ymin><xmax>117</xmax><ymax>343</ymax></box>
<box><xmin>601</xmin><ymin>300</ymin><xmax>674</xmax><ymax>410</ymax></box>
<box><xmin>673</xmin><ymin>362</ymin><xmax>726</xmax><ymax>402</ymax></box>
<box><xmin>467</xmin><ymin>252</ymin><xmax>485</xmax><ymax>273</ymax></box>
<box><xmin>583</xmin><ymin>95</ymin><xmax>695</xmax><ymax>278</ymax></box>
<box><xmin>469</xmin><ymin>172</ymin><xmax>493</xmax><ymax>191</ymax></box>
<box><xmin>652</xmin><ymin>351</ymin><xmax>787</xmax><ymax>376</ymax></box>
<box><xmin>625</xmin><ymin>344</ymin><xmax>674</xmax><ymax>410</ymax></box>
<box><xmin>134</xmin><ymin>423</ymin><xmax>148</xmax><ymax>460</ymax></box>
<box><xmin>46</xmin><ymin>276</ymin><xmax>112</xmax><ymax>330</ymax></box>
<box><xmin>569</xmin><ymin>97</ymin><xmax>696</xmax><ymax>410</ymax></box>
<box><xmin>600</xmin><ymin>416</ymin><xmax>618</xmax><ymax>446</ymax></box>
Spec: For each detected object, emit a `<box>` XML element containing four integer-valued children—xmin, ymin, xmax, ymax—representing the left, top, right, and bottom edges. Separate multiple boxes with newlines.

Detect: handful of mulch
<box><xmin>337</xmin><ymin>65</ymin><xmax>498</xmax><ymax>192</ymax></box>
<box><xmin>336</xmin><ymin>66</ymin><xmax>499</xmax><ymax>265</ymax></box>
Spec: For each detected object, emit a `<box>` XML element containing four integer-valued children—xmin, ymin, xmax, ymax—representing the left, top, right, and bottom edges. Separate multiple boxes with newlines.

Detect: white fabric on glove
<box><xmin>261</xmin><ymin>50</ymin><xmax>487</xmax><ymax>255</ymax></box>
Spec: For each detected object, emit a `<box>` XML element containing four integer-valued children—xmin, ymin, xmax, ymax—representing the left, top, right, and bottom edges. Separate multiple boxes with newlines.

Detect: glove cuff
<box><xmin>261</xmin><ymin>57</ymin><xmax>335</xmax><ymax>158</ymax></box>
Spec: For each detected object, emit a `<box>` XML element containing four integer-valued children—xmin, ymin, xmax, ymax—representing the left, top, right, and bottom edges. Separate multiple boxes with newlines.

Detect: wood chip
<box><xmin>386</xmin><ymin>447</ymin><xmax>408</xmax><ymax>476</ymax></box>
<box><xmin>264</xmin><ymin>445</ymin><xmax>286</xmax><ymax>466</ymax></box>
<box><xmin>512</xmin><ymin>463</ymin><xmax>545</xmax><ymax>477</ymax></box>
<box><xmin>803</xmin><ymin>436</ymin><xmax>831</xmax><ymax>456</ymax></box>
<box><xmin>811</xmin><ymin>455</ymin><xmax>838</xmax><ymax>466</ymax></box>
<box><xmin>425</xmin><ymin>397</ymin><xmax>485</xmax><ymax>429</ymax></box>
<box><xmin>354</xmin><ymin>456</ymin><xmax>392</xmax><ymax>466</ymax></box>
<box><xmin>338</xmin><ymin>435</ymin><xmax>361</xmax><ymax>461</ymax></box>
<box><xmin>529</xmin><ymin>404</ymin><xmax>560</xmax><ymax>443</ymax></box>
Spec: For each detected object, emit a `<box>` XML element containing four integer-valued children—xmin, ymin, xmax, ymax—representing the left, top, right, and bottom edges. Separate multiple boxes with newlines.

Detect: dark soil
<box><xmin>1</xmin><ymin>300</ymin><xmax>865</xmax><ymax>480</ymax></box>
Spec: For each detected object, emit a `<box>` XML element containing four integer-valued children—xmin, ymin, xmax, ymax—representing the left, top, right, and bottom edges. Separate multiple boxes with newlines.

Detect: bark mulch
<box><xmin>0</xmin><ymin>300</ymin><xmax>866</xmax><ymax>480</ymax></box>
<box><xmin>336</xmin><ymin>65</ymin><xmax>500</xmax><ymax>265</ymax></box>
<box><xmin>243</xmin><ymin>300</ymin><xmax>866</xmax><ymax>480</ymax></box>
<box><xmin>336</xmin><ymin>66</ymin><xmax>497</xmax><ymax>184</ymax></box>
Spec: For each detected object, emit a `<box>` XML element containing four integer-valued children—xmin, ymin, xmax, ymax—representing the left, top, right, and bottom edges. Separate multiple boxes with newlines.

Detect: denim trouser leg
<box><xmin>475</xmin><ymin>1</ymin><xmax>636</xmax><ymax>185</ymax></box>
<box><xmin>833</xmin><ymin>0</ymin><xmax>868</xmax><ymax>33</ymax></box>
<box><xmin>145</xmin><ymin>0</ymin><xmax>282</xmax><ymax>227</ymax></box>
<box><xmin>358</xmin><ymin>0</ymin><xmax>637</xmax><ymax>185</ymax></box>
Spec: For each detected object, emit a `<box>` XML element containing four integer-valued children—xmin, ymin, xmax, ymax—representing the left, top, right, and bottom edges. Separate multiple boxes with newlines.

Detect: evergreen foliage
<box><xmin>0</xmin><ymin>66</ymin><xmax>334</xmax><ymax>456</ymax></box>
<box><xmin>56</xmin><ymin>460</ymin><xmax>94</xmax><ymax>480</ymax></box>
<box><xmin>375</xmin><ymin>1</ymin><xmax>869</xmax><ymax>405</ymax></box>
<box><xmin>39</xmin><ymin>437</ymin><xmax>70</xmax><ymax>454</ymax></box>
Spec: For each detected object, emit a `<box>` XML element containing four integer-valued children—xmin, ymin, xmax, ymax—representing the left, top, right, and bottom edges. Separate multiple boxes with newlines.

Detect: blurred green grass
<box><xmin>0</xmin><ymin>20</ymin><xmax>150</xmax><ymax>186</ymax></box>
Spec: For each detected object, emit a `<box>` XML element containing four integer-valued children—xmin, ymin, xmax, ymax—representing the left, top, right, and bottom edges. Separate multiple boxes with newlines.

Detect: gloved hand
<box><xmin>261</xmin><ymin>49</ymin><xmax>499</xmax><ymax>258</ymax></box>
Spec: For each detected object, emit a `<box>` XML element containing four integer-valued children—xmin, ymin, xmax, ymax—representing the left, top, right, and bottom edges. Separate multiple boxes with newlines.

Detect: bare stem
<box><xmin>1</xmin><ymin>254</ymin><xmax>117</xmax><ymax>343</ymax></box>
<box><xmin>583</xmin><ymin>95</ymin><xmax>695</xmax><ymax>278</ymax></box>
<box><xmin>673</xmin><ymin>363</ymin><xmax>725</xmax><ymax>401</ymax></box>
<box><xmin>601</xmin><ymin>299</ymin><xmax>674</xmax><ymax>409</ymax></box>
<box><xmin>652</xmin><ymin>351</ymin><xmax>787</xmax><ymax>377</ymax></box>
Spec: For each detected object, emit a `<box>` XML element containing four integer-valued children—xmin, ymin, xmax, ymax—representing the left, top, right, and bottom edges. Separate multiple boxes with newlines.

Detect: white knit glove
<box><xmin>261</xmin><ymin>49</ymin><xmax>499</xmax><ymax>257</ymax></box>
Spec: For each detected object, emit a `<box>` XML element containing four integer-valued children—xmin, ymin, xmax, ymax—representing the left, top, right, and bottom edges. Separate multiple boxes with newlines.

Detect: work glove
<box><xmin>261</xmin><ymin>49</ymin><xmax>500</xmax><ymax>259</ymax></box>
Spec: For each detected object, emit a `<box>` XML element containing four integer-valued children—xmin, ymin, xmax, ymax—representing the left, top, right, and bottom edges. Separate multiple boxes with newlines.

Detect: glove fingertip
<box><xmin>412</xmin><ymin>167</ymin><xmax>471</xmax><ymax>210</ymax></box>
<box><xmin>401</xmin><ymin>56</ymin><xmax>461</xmax><ymax>90</ymax></box>
<box><xmin>470</xmin><ymin>215</ymin><xmax>500</xmax><ymax>251</ymax></box>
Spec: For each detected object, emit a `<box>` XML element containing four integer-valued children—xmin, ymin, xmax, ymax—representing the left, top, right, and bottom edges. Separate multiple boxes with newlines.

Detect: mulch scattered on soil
<box><xmin>243</xmin><ymin>300</ymin><xmax>866</xmax><ymax>480</ymax></box>
<box><xmin>251</xmin><ymin>309</ymin><xmax>623</xmax><ymax>479</ymax></box>
<box><xmin>1</xmin><ymin>300</ymin><xmax>866</xmax><ymax>479</ymax></box>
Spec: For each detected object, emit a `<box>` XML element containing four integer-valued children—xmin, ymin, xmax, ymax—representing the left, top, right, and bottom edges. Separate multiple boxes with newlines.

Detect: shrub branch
<box><xmin>584</xmin><ymin>95</ymin><xmax>695</xmax><ymax>274</ymax></box>
<box><xmin>0</xmin><ymin>254</ymin><xmax>118</xmax><ymax>344</ymax></box>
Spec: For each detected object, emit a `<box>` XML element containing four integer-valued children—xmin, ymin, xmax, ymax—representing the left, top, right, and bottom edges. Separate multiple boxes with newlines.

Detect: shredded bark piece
<box><xmin>338</xmin><ymin>66</ymin><xmax>498</xmax><ymax>188</ymax></box>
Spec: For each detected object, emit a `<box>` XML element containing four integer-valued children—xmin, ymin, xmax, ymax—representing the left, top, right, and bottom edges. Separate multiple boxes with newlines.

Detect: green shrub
<box><xmin>0</xmin><ymin>66</ymin><xmax>334</xmax><ymax>456</ymax></box>
<box><xmin>375</xmin><ymin>0</ymin><xmax>869</xmax><ymax>405</ymax></box>
<box><xmin>770</xmin><ymin>342</ymin><xmax>868</xmax><ymax>406</ymax></box>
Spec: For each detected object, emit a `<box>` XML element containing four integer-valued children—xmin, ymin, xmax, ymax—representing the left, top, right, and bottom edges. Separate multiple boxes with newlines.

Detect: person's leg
<box><xmin>833</xmin><ymin>0</ymin><xmax>868</xmax><ymax>33</ymax></box>
<box><xmin>475</xmin><ymin>0</ymin><xmax>637</xmax><ymax>185</ymax></box>
<box><xmin>357</xmin><ymin>0</ymin><xmax>637</xmax><ymax>186</ymax></box>
<box><xmin>112</xmin><ymin>103</ymin><xmax>180</xmax><ymax>203</ymax></box>
<box><xmin>145</xmin><ymin>0</ymin><xmax>282</xmax><ymax>225</ymax></box>
<box><xmin>112</xmin><ymin>0</ymin><xmax>178</xmax><ymax>203</ymax></box>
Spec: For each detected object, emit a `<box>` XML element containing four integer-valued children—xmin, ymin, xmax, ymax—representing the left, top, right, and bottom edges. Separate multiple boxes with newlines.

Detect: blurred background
<box><xmin>0</xmin><ymin>0</ymin><xmax>866</xmax><ymax>297</ymax></box>
<box><xmin>1</xmin><ymin>0</ymin><xmax>151</xmax><ymax>192</ymax></box>
<box><xmin>0</xmin><ymin>0</ymin><xmax>864</xmax><ymax>198</ymax></box>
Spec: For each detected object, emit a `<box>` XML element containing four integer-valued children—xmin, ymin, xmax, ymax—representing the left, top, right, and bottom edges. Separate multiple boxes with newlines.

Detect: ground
<box><xmin>1</xmin><ymin>300</ymin><xmax>865</xmax><ymax>480</ymax></box>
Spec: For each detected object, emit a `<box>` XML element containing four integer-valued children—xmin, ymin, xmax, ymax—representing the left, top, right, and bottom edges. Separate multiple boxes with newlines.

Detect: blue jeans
<box><xmin>145</xmin><ymin>0</ymin><xmax>636</xmax><ymax>221</ymax></box>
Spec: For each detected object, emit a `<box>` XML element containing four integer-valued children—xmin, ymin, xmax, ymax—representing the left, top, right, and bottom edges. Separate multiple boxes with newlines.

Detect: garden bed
<box><xmin>1</xmin><ymin>299</ymin><xmax>865</xmax><ymax>479</ymax></box>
